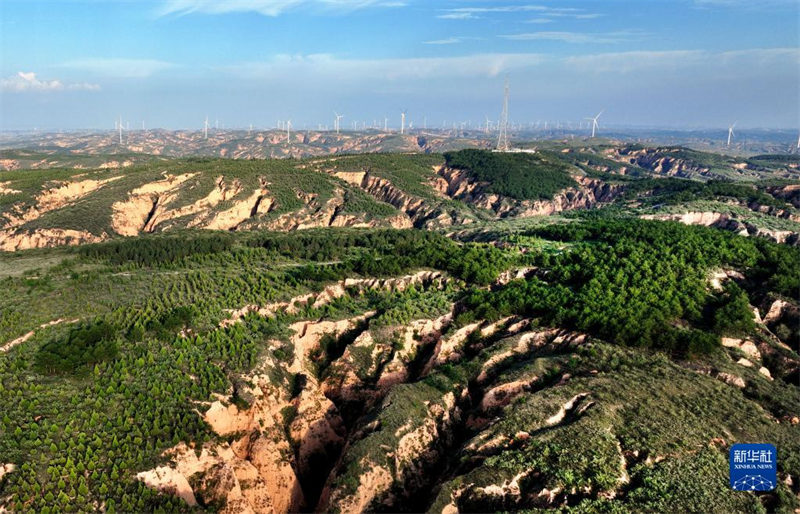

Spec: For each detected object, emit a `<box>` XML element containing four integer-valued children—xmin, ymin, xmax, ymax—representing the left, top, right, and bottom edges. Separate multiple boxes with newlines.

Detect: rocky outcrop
<box><xmin>767</xmin><ymin>183</ymin><xmax>800</xmax><ymax>209</ymax></box>
<box><xmin>0</xmin><ymin>228</ymin><xmax>106</xmax><ymax>251</ymax></box>
<box><xmin>319</xmin><ymin>391</ymin><xmax>461</xmax><ymax>513</ymax></box>
<box><xmin>0</xmin><ymin>463</ymin><xmax>16</xmax><ymax>483</ymax></box>
<box><xmin>142</xmin><ymin>176</ymin><xmax>246</xmax><ymax>231</ymax></box>
<box><xmin>139</xmin><ymin>342</ymin><xmax>316</xmax><ymax>512</ymax></box>
<box><xmin>358</xmin><ymin>172</ymin><xmax>466</xmax><ymax>228</ymax></box>
<box><xmin>111</xmin><ymin>173</ymin><xmax>196</xmax><ymax>236</ymax></box>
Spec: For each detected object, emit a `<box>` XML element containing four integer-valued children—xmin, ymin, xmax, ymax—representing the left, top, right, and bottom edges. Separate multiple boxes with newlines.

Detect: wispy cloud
<box><xmin>423</xmin><ymin>37</ymin><xmax>463</xmax><ymax>45</ymax></box>
<box><xmin>563</xmin><ymin>47</ymin><xmax>800</xmax><ymax>73</ymax></box>
<box><xmin>502</xmin><ymin>30</ymin><xmax>646</xmax><ymax>44</ymax></box>
<box><xmin>0</xmin><ymin>72</ymin><xmax>100</xmax><ymax>92</ymax></box>
<box><xmin>437</xmin><ymin>4</ymin><xmax>598</xmax><ymax>20</ymax></box>
<box><xmin>62</xmin><ymin>58</ymin><xmax>174</xmax><ymax>78</ymax></box>
<box><xmin>423</xmin><ymin>36</ymin><xmax>483</xmax><ymax>45</ymax></box>
<box><xmin>158</xmin><ymin>0</ymin><xmax>405</xmax><ymax>17</ymax></box>
<box><xmin>218</xmin><ymin>47</ymin><xmax>799</xmax><ymax>84</ymax></box>
<box><xmin>222</xmin><ymin>52</ymin><xmax>546</xmax><ymax>80</ymax></box>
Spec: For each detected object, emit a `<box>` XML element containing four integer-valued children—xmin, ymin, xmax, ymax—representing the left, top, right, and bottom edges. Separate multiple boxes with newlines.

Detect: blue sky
<box><xmin>0</xmin><ymin>0</ymin><xmax>797</xmax><ymax>130</ymax></box>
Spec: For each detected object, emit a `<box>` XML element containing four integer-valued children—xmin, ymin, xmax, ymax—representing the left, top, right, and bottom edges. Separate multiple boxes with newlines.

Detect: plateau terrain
<box><xmin>0</xmin><ymin>139</ymin><xmax>798</xmax><ymax>513</ymax></box>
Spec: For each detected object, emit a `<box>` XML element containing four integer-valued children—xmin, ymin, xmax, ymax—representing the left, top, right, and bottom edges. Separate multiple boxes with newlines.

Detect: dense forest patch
<box><xmin>444</xmin><ymin>149</ymin><xmax>577</xmax><ymax>201</ymax></box>
<box><xmin>463</xmin><ymin>219</ymin><xmax>800</xmax><ymax>356</ymax></box>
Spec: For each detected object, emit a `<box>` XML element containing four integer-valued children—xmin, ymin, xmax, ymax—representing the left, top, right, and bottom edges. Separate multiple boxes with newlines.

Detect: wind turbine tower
<box><xmin>334</xmin><ymin>112</ymin><xmax>344</xmax><ymax>134</ymax></box>
<box><xmin>727</xmin><ymin>122</ymin><xmax>736</xmax><ymax>147</ymax></box>
<box><xmin>287</xmin><ymin>120</ymin><xmax>292</xmax><ymax>144</ymax></box>
<box><xmin>585</xmin><ymin>111</ymin><xmax>603</xmax><ymax>138</ymax></box>
<box><xmin>401</xmin><ymin>111</ymin><xmax>407</xmax><ymax>135</ymax></box>
<box><xmin>118</xmin><ymin>115</ymin><xmax>123</xmax><ymax>145</ymax></box>
<box><xmin>496</xmin><ymin>78</ymin><xmax>510</xmax><ymax>152</ymax></box>
<box><xmin>204</xmin><ymin>116</ymin><xmax>210</xmax><ymax>140</ymax></box>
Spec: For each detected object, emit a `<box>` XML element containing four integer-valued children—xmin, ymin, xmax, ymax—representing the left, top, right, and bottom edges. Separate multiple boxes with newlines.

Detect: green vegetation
<box><xmin>35</xmin><ymin>321</ymin><xmax>119</xmax><ymax>375</ymax></box>
<box><xmin>0</xmin><ymin>226</ymin><xmax>524</xmax><ymax>511</ymax></box>
<box><xmin>618</xmin><ymin>177</ymin><xmax>794</xmax><ymax>210</ymax></box>
<box><xmin>444</xmin><ymin>149</ymin><xmax>577</xmax><ymax>200</ymax></box>
<box><xmin>314</xmin><ymin>152</ymin><xmax>445</xmax><ymax>200</ymax></box>
<box><xmin>462</xmin><ymin>219</ymin><xmax>799</xmax><ymax>356</ymax></box>
<box><xmin>431</xmin><ymin>341</ymin><xmax>798</xmax><ymax>513</ymax></box>
<box><xmin>1</xmin><ymin>144</ymin><xmax>798</xmax><ymax>513</ymax></box>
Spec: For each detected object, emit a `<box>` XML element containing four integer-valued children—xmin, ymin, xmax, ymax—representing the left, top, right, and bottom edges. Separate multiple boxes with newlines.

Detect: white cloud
<box><xmin>158</xmin><ymin>0</ymin><xmax>405</xmax><ymax>16</ymax></box>
<box><xmin>438</xmin><ymin>5</ymin><xmax>597</xmax><ymax>20</ymax></box>
<box><xmin>437</xmin><ymin>12</ymin><xmax>476</xmax><ymax>20</ymax></box>
<box><xmin>0</xmin><ymin>72</ymin><xmax>100</xmax><ymax>92</ymax></box>
<box><xmin>222</xmin><ymin>52</ymin><xmax>546</xmax><ymax>81</ymax></box>
<box><xmin>62</xmin><ymin>58</ymin><xmax>174</xmax><ymax>78</ymax></box>
<box><xmin>502</xmin><ymin>30</ymin><xmax>646</xmax><ymax>44</ymax></box>
<box><xmin>423</xmin><ymin>37</ymin><xmax>463</xmax><ymax>45</ymax></box>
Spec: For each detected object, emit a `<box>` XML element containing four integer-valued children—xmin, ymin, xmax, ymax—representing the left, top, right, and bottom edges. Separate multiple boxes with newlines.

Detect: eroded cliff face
<box><xmin>0</xmin><ymin>228</ymin><xmax>107</xmax><ymax>251</ymax></box>
<box><xmin>608</xmin><ymin>147</ymin><xmax>716</xmax><ymax>179</ymax></box>
<box><xmin>640</xmin><ymin>212</ymin><xmax>800</xmax><ymax>245</ymax></box>
<box><xmin>332</xmin><ymin>170</ymin><xmax>470</xmax><ymax>229</ymax></box>
<box><xmin>132</xmin><ymin>265</ymin><xmax>799</xmax><ymax>513</ymax></box>
<box><xmin>433</xmin><ymin>166</ymin><xmax>624</xmax><ymax>218</ymax></box>
<box><xmin>2</xmin><ymin>176</ymin><xmax>121</xmax><ymax>231</ymax></box>
<box><xmin>0</xmin><ymin>176</ymin><xmax>122</xmax><ymax>249</ymax></box>
<box><xmin>111</xmin><ymin>173</ymin><xmax>197</xmax><ymax>236</ymax></box>
<box><xmin>139</xmin><ymin>271</ymin><xmax>453</xmax><ymax>512</ymax></box>
<box><xmin>767</xmin><ymin>183</ymin><xmax>800</xmax><ymax>209</ymax></box>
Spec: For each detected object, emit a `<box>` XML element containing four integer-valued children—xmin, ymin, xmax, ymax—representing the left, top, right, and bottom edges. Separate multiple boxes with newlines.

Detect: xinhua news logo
<box><xmin>730</xmin><ymin>443</ymin><xmax>777</xmax><ymax>491</ymax></box>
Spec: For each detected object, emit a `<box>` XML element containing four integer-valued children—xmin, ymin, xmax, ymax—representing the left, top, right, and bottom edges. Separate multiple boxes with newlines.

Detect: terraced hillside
<box><xmin>2</xmin><ymin>147</ymin><xmax>799</xmax><ymax>251</ymax></box>
<box><xmin>0</xmin><ymin>222</ymin><xmax>798</xmax><ymax>513</ymax></box>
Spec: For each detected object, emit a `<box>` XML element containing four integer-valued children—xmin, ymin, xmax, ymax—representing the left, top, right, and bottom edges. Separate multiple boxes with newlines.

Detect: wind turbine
<box><xmin>585</xmin><ymin>110</ymin><xmax>603</xmax><ymax>138</ymax></box>
<box><xmin>727</xmin><ymin>122</ymin><xmax>736</xmax><ymax>147</ymax></box>
<box><xmin>286</xmin><ymin>120</ymin><xmax>292</xmax><ymax>144</ymax></box>
<box><xmin>384</xmin><ymin>117</ymin><xmax>388</xmax><ymax>132</ymax></box>
<box><xmin>485</xmin><ymin>115</ymin><xmax>492</xmax><ymax>134</ymax></box>
<box><xmin>204</xmin><ymin>116</ymin><xmax>210</xmax><ymax>140</ymax></box>
<box><xmin>401</xmin><ymin>110</ymin><xmax>407</xmax><ymax>135</ymax></box>
<box><xmin>334</xmin><ymin>112</ymin><xmax>344</xmax><ymax>134</ymax></box>
<box><xmin>118</xmin><ymin>115</ymin><xmax>123</xmax><ymax>144</ymax></box>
